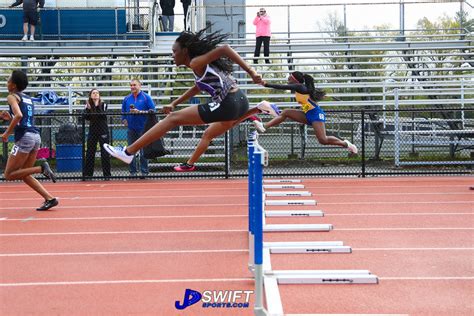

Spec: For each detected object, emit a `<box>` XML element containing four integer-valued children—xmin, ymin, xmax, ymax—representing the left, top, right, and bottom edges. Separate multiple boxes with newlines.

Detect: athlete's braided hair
<box><xmin>291</xmin><ymin>71</ymin><xmax>326</xmax><ymax>102</ymax></box>
<box><xmin>176</xmin><ymin>27</ymin><xmax>233</xmax><ymax>73</ymax></box>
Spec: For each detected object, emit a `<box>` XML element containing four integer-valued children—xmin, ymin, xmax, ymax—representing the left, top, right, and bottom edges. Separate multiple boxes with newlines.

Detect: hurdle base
<box><xmin>269</xmin><ymin>245</ymin><xmax>351</xmax><ymax>254</ymax></box>
<box><xmin>267</xmin><ymin>270</ymin><xmax>379</xmax><ymax>284</ymax></box>
<box><xmin>265</xmin><ymin>191</ymin><xmax>312</xmax><ymax>197</ymax></box>
<box><xmin>265</xmin><ymin>210</ymin><xmax>324</xmax><ymax>217</ymax></box>
<box><xmin>263</xmin><ymin>224</ymin><xmax>332</xmax><ymax>232</ymax></box>
<box><xmin>266</xmin><ymin>199</ymin><xmax>316</xmax><ymax>206</ymax></box>
<box><xmin>263</xmin><ymin>184</ymin><xmax>305</xmax><ymax>189</ymax></box>
<box><xmin>264</xmin><ymin>179</ymin><xmax>302</xmax><ymax>183</ymax></box>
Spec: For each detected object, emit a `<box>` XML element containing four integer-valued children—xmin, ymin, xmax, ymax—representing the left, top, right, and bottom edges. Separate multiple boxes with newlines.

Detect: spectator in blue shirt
<box><xmin>121</xmin><ymin>79</ymin><xmax>156</xmax><ymax>177</ymax></box>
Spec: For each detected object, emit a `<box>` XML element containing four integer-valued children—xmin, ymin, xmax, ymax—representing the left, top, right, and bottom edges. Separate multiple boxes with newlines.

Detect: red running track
<box><xmin>0</xmin><ymin>176</ymin><xmax>472</xmax><ymax>315</ymax></box>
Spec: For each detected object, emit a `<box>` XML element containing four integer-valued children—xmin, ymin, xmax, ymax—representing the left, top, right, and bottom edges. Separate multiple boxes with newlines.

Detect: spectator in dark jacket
<box><xmin>181</xmin><ymin>0</ymin><xmax>191</xmax><ymax>30</ymax></box>
<box><xmin>160</xmin><ymin>0</ymin><xmax>175</xmax><ymax>31</ymax></box>
<box><xmin>10</xmin><ymin>0</ymin><xmax>44</xmax><ymax>41</ymax></box>
<box><xmin>83</xmin><ymin>88</ymin><xmax>111</xmax><ymax>179</ymax></box>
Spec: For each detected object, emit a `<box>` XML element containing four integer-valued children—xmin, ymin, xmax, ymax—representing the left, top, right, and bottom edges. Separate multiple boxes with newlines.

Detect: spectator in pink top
<box><xmin>253</xmin><ymin>7</ymin><xmax>271</xmax><ymax>64</ymax></box>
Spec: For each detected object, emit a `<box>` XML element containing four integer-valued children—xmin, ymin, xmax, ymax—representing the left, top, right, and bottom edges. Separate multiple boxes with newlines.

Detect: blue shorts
<box><xmin>305</xmin><ymin>107</ymin><xmax>326</xmax><ymax>125</ymax></box>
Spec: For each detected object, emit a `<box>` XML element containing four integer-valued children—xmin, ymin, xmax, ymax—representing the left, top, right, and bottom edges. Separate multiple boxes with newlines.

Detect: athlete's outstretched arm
<box><xmin>163</xmin><ymin>85</ymin><xmax>200</xmax><ymax>114</ymax></box>
<box><xmin>264</xmin><ymin>82</ymin><xmax>308</xmax><ymax>94</ymax></box>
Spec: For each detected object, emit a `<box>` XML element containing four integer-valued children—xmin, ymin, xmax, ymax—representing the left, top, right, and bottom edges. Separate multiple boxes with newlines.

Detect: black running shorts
<box><xmin>197</xmin><ymin>89</ymin><xmax>249</xmax><ymax>123</ymax></box>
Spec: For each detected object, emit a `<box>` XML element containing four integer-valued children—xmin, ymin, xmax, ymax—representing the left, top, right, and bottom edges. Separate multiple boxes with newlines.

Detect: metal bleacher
<box><xmin>0</xmin><ymin>21</ymin><xmax>472</xmax><ymax>171</ymax></box>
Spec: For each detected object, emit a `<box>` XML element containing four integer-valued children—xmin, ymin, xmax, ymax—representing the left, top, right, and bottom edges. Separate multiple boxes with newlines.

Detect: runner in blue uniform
<box><xmin>1</xmin><ymin>70</ymin><xmax>58</xmax><ymax>211</ymax></box>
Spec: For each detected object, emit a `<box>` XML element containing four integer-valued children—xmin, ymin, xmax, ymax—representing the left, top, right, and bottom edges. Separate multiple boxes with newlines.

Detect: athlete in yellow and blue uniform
<box><xmin>261</xmin><ymin>71</ymin><xmax>358</xmax><ymax>154</ymax></box>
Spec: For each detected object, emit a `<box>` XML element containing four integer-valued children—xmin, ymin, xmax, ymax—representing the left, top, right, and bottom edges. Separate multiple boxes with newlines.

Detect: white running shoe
<box><xmin>344</xmin><ymin>140</ymin><xmax>358</xmax><ymax>154</ymax></box>
<box><xmin>253</xmin><ymin>120</ymin><xmax>266</xmax><ymax>133</ymax></box>
<box><xmin>103</xmin><ymin>144</ymin><xmax>134</xmax><ymax>164</ymax></box>
<box><xmin>257</xmin><ymin>101</ymin><xmax>280</xmax><ymax>117</ymax></box>
<box><xmin>21</xmin><ymin>35</ymin><xmax>28</xmax><ymax>41</ymax></box>
<box><xmin>29</xmin><ymin>35</ymin><xmax>35</xmax><ymax>41</ymax></box>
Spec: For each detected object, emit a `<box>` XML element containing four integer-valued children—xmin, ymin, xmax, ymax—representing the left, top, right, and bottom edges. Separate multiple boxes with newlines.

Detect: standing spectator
<box><xmin>160</xmin><ymin>0</ymin><xmax>175</xmax><ymax>32</ymax></box>
<box><xmin>121</xmin><ymin>79</ymin><xmax>156</xmax><ymax>177</ymax></box>
<box><xmin>181</xmin><ymin>0</ymin><xmax>191</xmax><ymax>30</ymax></box>
<box><xmin>1</xmin><ymin>70</ymin><xmax>58</xmax><ymax>211</ymax></box>
<box><xmin>10</xmin><ymin>0</ymin><xmax>44</xmax><ymax>41</ymax></box>
<box><xmin>83</xmin><ymin>88</ymin><xmax>111</xmax><ymax>179</ymax></box>
<box><xmin>253</xmin><ymin>7</ymin><xmax>271</xmax><ymax>64</ymax></box>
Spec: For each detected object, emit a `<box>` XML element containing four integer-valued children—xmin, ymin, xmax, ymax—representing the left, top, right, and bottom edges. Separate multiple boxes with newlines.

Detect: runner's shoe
<box><xmin>344</xmin><ymin>140</ymin><xmax>358</xmax><ymax>154</ymax></box>
<box><xmin>173</xmin><ymin>163</ymin><xmax>196</xmax><ymax>172</ymax></box>
<box><xmin>103</xmin><ymin>144</ymin><xmax>134</xmax><ymax>164</ymax></box>
<box><xmin>36</xmin><ymin>198</ymin><xmax>59</xmax><ymax>211</ymax></box>
<box><xmin>253</xmin><ymin>120</ymin><xmax>266</xmax><ymax>133</ymax></box>
<box><xmin>257</xmin><ymin>101</ymin><xmax>280</xmax><ymax>117</ymax></box>
<box><xmin>40</xmin><ymin>160</ymin><xmax>56</xmax><ymax>183</ymax></box>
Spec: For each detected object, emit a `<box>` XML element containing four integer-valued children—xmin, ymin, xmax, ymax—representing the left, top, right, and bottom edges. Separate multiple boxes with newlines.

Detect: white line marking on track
<box><xmin>21</xmin><ymin>217</ymin><xmax>34</xmax><ymax>223</ymax></box>
<box><xmin>328</xmin><ymin>212</ymin><xmax>473</xmax><ymax>216</ymax></box>
<box><xmin>1</xmin><ymin>248</ymin><xmax>472</xmax><ymax>258</ymax></box>
<box><xmin>0</xmin><ymin>200</ymin><xmax>471</xmax><ymax>211</ymax></box>
<box><xmin>379</xmin><ymin>277</ymin><xmax>474</xmax><ymax>280</ymax></box>
<box><xmin>0</xmin><ymin>229</ymin><xmax>248</xmax><ymax>237</ymax></box>
<box><xmin>1</xmin><ymin>191</ymin><xmax>470</xmax><ymax>201</ymax></box>
<box><xmin>0</xmin><ymin>278</ymin><xmax>254</xmax><ymax>287</ymax></box>
<box><xmin>1</xmin><ymin>212</ymin><xmax>471</xmax><ymax>222</ymax></box>
<box><xmin>0</xmin><ymin>227</ymin><xmax>472</xmax><ymax>237</ymax></box>
<box><xmin>337</xmin><ymin>228</ymin><xmax>474</xmax><ymax>231</ymax></box>
<box><xmin>0</xmin><ymin>218</ymin><xmax>7</xmax><ymax>221</ymax></box>
<box><xmin>0</xmin><ymin>249</ymin><xmax>249</xmax><ymax>257</ymax></box>
<box><xmin>0</xmin><ymin>277</ymin><xmax>471</xmax><ymax>288</ymax></box>
<box><xmin>353</xmin><ymin>247</ymin><xmax>474</xmax><ymax>251</ymax></box>
<box><xmin>3</xmin><ymin>214</ymin><xmax>246</xmax><ymax>221</ymax></box>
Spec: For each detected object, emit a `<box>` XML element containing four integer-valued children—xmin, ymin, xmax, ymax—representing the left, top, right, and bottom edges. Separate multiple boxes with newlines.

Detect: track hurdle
<box><xmin>248</xmin><ymin>132</ymin><xmax>378</xmax><ymax>316</ymax></box>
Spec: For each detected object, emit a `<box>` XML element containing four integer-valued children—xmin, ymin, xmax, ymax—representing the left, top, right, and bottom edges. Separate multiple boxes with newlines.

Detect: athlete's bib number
<box><xmin>10</xmin><ymin>145</ymin><xmax>19</xmax><ymax>156</ymax></box>
<box><xmin>209</xmin><ymin>102</ymin><xmax>221</xmax><ymax>112</ymax></box>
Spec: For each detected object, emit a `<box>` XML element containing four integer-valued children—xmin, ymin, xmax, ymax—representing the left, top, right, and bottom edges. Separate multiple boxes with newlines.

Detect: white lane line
<box><xmin>0</xmin><ymin>218</ymin><xmax>7</xmax><ymax>221</ymax></box>
<box><xmin>1</xmin><ymin>212</ymin><xmax>471</xmax><ymax>222</ymax></box>
<box><xmin>3</xmin><ymin>215</ymin><xmax>246</xmax><ymax>221</ymax></box>
<box><xmin>0</xmin><ymin>277</ymin><xmax>471</xmax><ymax>288</ymax></box>
<box><xmin>0</xmin><ymin>278</ymin><xmax>254</xmax><ymax>287</ymax></box>
<box><xmin>0</xmin><ymin>229</ymin><xmax>247</xmax><ymax>237</ymax></box>
<box><xmin>0</xmin><ymin>183</ymin><xmax>470</xmax><ymax>194</ymax></box>
<box><xmin>1</xmin><ymin>191</ymin><xmax>471</xmax><ymax>201</ymax></box>
<box><xmin>21</xmin><ymin>217</ymin><xmax>35</xmax><ymax>223</ymax></box>
<box><xmin>0</xmin><ymin>249</ymin><xmax>249</xmax><ymax>257</ymax></box>
<box><xmin>380</xmin><ymin>277</ymin><xmax>474</xmax><ymax>280</ymax></box>
<box><xmin>328</xmin><ymin>212</ymin><xmax>473</xmax><ymax>216</ymax></box>
<box><xmin>320</xmin><ymin>201</ymin><xmax>473</xmax><ymax>205</ymax></box>
<box><xmin>337</xmin><ymin>228</ymin><xmax>474</xmax><ymax>231</ymax></box>
<box><xmin>287</xmin><ymin>314</ymin><xmax>409</xmax><ymax>316</ymax></box>
<box><xmin>1</xmin><ymin>200</ymin><xmax>472</xmax><ymax>211</ymax></box>
<box><xmin>0</xmin><ymin>227</ymin><xmax>472</xmax><ymax>237</ymax></box>
<box><xmin>0</xmin><ymin>203</ymin><xmax>247</xmax><ymax>211</ymax></box>
<box><xmin>353</xmin><ymin>248</ymin><xmax>474</xmax><ymax>251</ymax></box>
<box><xmin>1</xmin><ymin>248</ymin><xmax>472</xmax><ymax>258</ymax></box>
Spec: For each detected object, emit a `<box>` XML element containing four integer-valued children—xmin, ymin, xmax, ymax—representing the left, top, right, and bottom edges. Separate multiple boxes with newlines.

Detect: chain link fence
<box><xmin>1</xmin><ymin>107</ymin><xmax>472</xmax><ymax>181</ymax></box>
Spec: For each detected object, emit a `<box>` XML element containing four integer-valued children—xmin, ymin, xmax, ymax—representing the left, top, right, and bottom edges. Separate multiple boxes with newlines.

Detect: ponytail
<box><xmin>290</xmin><ymin>71</ymin><xmax>326</xmax><ymax>102</ymax></box>
<box><xmin>302</xmin><ymin>74</ymin><xmax>326</xmax><ymax>102</ymax></box>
